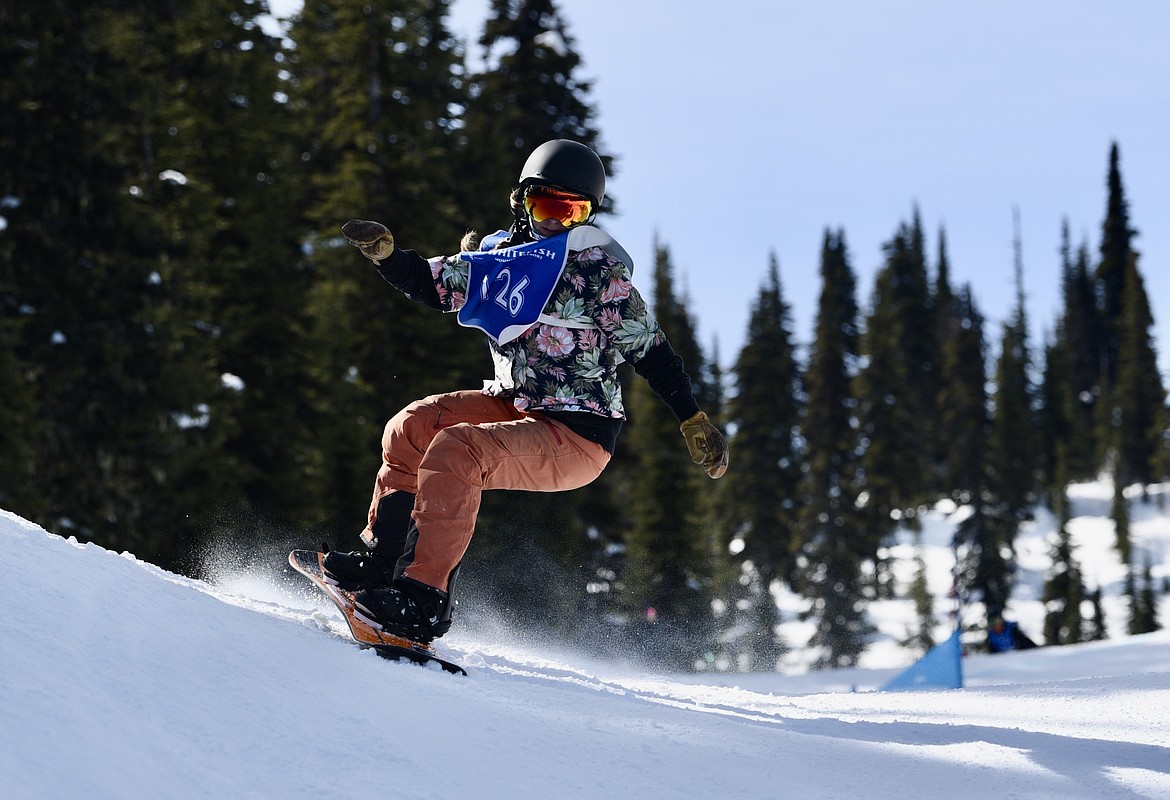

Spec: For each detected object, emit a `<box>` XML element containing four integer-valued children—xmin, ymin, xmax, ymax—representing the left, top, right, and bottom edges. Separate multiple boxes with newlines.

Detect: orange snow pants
<box><xmin>362</xmin><ymin>391</ymin><xmax>611</xmax><ymax>592</ymax></box>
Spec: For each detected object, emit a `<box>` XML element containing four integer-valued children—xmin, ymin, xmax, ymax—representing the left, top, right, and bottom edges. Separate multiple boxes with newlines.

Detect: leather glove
<box><xmin>341</xmin><ymin>219</ymin><xmax>396</xmax><ymax>263</ymax></box>
<box><xmin>680</xmin><ymin>411</ymin><xmax>729</xmax><ymax>479</ymax></box>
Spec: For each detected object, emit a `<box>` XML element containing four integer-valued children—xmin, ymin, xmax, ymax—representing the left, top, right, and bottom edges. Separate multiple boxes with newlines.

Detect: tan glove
<box><xmin>680</xmin><ymin>411</ymin><xmax>729</xmax><ymax>479</ymax></box>
<box><xmin>341</xmin><ymin>219</ymin><xmax>396</xmax><ymax>263</ymax></box>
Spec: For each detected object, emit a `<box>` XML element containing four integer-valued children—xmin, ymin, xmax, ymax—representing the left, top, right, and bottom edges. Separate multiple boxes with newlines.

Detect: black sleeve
<box><xmin>632</xmin><ymin>340</ymin><xmax>701</xmax><ymax>423</ymax></box>
<box><xmin>372</xmin><ymin>247</ymin><xmax>443</xmax><ymax>310</ymax></box>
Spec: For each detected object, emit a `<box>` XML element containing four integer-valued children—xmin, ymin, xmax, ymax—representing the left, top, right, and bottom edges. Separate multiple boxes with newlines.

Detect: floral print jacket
<box><xmin>425</xmin><ymin>227</ymin><xmax>665</xmax><ymax>420</ymax></box>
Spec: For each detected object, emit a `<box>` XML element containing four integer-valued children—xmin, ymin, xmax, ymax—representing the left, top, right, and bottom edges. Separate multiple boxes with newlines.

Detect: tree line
<box><xmin>2</xmin><ymin>0</ymin><xmax>1166</xmax><ymax>670</ymax></box>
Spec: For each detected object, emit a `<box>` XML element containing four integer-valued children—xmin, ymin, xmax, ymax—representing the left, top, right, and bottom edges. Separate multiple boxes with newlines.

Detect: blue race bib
<box><xmin>456</xmin><ymin>233</ymin><xmax>570</xmax><ymax>344</ymax></box>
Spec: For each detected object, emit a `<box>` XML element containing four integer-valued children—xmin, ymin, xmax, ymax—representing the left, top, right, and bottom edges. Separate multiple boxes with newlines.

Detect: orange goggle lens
<box><xmin>524</xmin><ymin>187</ymin><xmax>593</xmax><ymax>227</ymax></box>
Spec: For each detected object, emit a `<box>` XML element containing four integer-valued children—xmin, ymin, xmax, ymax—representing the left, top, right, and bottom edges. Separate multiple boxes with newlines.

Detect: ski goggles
<box><xmin>523</xmin><ymin>185</ymin><xmax>593</xmax><ymax>227</ymax></box>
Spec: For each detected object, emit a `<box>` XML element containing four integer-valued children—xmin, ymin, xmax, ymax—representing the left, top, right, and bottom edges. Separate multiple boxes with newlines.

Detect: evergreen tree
<box><xmin>1112</xmin><ymin>257</ymin><xmax>1165</xmax><ymax>485</ymax></box>
<box><xmin>937</xmin><ymin>284</ymin><xmax>1011</xmax><ymax>625</ymax></box>
<box><xmin>696</xmin><ymin>338</ymin><xmax>737</xmax><ymax>672</ymax></box>
<box><xmin>0</xmin><ymin>2</ymin><xmax>38</xmax><ymax>502</ymax></box>
<box><xmin>1055</xmin><ymin>225</ymin><xmax>1102</xmax><ymax>481</ymax></box>
<box><xmin>621</xmin><ymin>241</ymin><xmax>715</xmax><ymax>670</ymax></box>
<box><xmin>956</xmin><ymin>504</ymin><xmax>1012</xmax><ymax>624</ymax></box>
<box><xmin>854</xmin><ymin>213</ymin><xmax>936</xmax><ymax>595</ymax></box>
<box><xmin>1138</xmin><ymin>556</ymin><xmax>1161</xmax><ymax>634</ymax></box>
<box><xmin>1123</xmin><ymin>557</ymin><xmax>1158</xmax><ymax>636</ymax></box>
<box><xmin>979</xmin><ymin>213</ymin><xmax>1038</xmax><ymax>615</ymax></box>
<box><xmin>1090</xmin><ymin>142</ymin><xmax>1168</xmax><ymax>487</ymax></box>
<box><xmin>1157</xmin><ymin>403</ymin><xmax>1170</xmax><ymax>485</ymax></box>
<box><xmin>1037</xmin><ymin>333</ymin><xmax>1068</xmax><ymax>502</ymax></box>
<box><xmin>912</xmin><ymin>215</ymin><xmax>943</xmax><ymax>432</ymax></box>
<box><xmin>938</xmin><ymin>285</ymin><xmax>988</xmax><ymax>503</ymax></box>
<box><xmin>1111</xmin><ymin>472</ymin><xmax>1131</xmax><ymax>564</ymax></box>
<box><xmin>795</xmin><ymin>229</ymin><xmax>871</xmax><ymax>668</ymax></box>
<box><xmin>933</xmin><ymin>228</ymin><xmax>955</xmax><ymax>349</ymax></box>
<box><xmin>720</xmin><ymin>252</ymin><xmax>800</xmax><ymax>668</ymax></box>
<box><xmin>0</xmin><ymin>1</ymin><xmax>295</xmax><ymax>565</ymax></box>
<box><xmin>927</xmin><ymin>227</ymin><xmax>956</xmax><ymax>494</ymax></box>
<box><xmin>1095</xmin><ymin>143</ymin><xmax>1136</xmax><ymax>388</ymax></box>
<box><xmin>0</xmin><ymin>304</ymin><xmax>36</xmax><ymax>510</ymax></box>
<box><xmin>988</xmin><ymin>209</ymin><xmax>1039</xmax><ymax>521</ymax></box>
<box><xmin>458</xmin><ymin>0</ymin><xmax>611</xmax><ymax>237</ymax></box>
<box><xmin>1086</xmin><ymin>585</ymin><xmax>1108</xmax><ymax>641</ymax></box>
<box><xmin>162</xmin><ymin>0</ymin><xmax>328</xmax><ymax>549</ymax></box>
<box><xmin>289</xmin><ymin>0</ymin><xmax>481</xmax><ymax>540</ymax></box>
<box><xmin>1041</xmin><ymin>484</ymin><xmax>1086</xmax><ymax>645</ymax></box>
<box><xmin>905</xmin><ymin>534</ymin><xmax>937</xmax><ymax>655</ymax></box>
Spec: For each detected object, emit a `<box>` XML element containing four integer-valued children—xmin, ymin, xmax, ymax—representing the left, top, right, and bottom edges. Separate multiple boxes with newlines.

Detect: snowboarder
<box><xmin>323</xmin><ymin>139</ymin><xmax>728</xmax><ymax>645</ymax></box>
<box><xmin>987</xmin><ymin>614</ymin><xmax>1038</xmax><ymax>653</ymax></box>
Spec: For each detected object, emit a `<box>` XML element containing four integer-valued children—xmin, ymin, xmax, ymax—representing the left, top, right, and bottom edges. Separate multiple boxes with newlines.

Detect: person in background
<box><xmin>987</xmin><ymin>613</ymin><xmax>1038</xmax><ymax>653</ymax></box>
<box><xmin>321</xmin><ymin>139</ymin><xmax>728</xmax><ymax>645</ymax></box>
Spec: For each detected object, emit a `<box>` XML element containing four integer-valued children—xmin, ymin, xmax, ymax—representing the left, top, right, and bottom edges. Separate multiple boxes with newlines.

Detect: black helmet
<box><xmin>519</xmin><ymin>140</ymin><xmax>606</xmax><ymax>206</ymax></box>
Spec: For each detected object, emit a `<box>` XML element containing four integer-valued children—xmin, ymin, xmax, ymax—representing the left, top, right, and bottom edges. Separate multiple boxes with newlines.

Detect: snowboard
<box><xmin>288</xmin><ymin>549</ymin><xmax>466</xmax><ymax>675</ymax></box>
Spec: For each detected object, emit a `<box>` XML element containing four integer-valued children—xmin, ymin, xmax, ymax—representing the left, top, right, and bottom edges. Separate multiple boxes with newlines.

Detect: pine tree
<box><xmin>1123</xmin><ymin>557</ymin><xmax>1158</xmax><ymax>637</ymax></box>
<box><xmin>854</xmin><ymin>213</ymin><xmax>937</xmax><ymax>595</ymax></box>
<box><xmin>0</xmin><ymin>305</ymin><xmax>36</xmax><ymax>510</ymax></box>
<box><xmin>1095</xmin><ymin>143</ymin><xmax>1135</xmax><ymax>388</ymax></box>
<box><xmin>1157</xmin><ymin>403</ymin><xmax>1170</xmax><ymax>485</ymax></box>
<box><xmin>160</xmin><ymin>0</ymin><xmax>329</xmax><ymax>548</ymax></box>
<box><xmin>905</xmin><ymin>534</ymin><xmax>937</xmax><ymax>655</ymax></box>
<box><xmin>0</xmin><ymin>1</ymin><xmax>301</xmax><ymax>565</ymax></box>
<box><xmin>1038</xmin><ymin>333</ymin><xmax>1068</xmax><ymax>502</ymax></box>
<box><xmin>979</xmin><ymin>212</ymin><xmax>1038</xmax><ymax>615</ymax></box>
<box><xmin>795</xmin><ymin>229</ymin><xmax>871</xmax><ymax>668</ymax></box>
<box><xmin>1041</xmin><ymin>484</ymin><xmax>1086</xmax><ymax>645</ymax></box>
<box><xmin>1055</xmin><ymin>225</ymin><xmax>1102</xmax><ymax>481</ymax></box>
<box><xmin>938</xmin><ymin>285</ymin><xmax>988</xmax><ymax>503</ymax></box>
<box><xmin>988</xmin><ymin>209</ymin><xmax>1039</xmax><ymax>520</ymax></box>
<box><xmin>1113</xmin><ymin>257</ymin><xmax>1165</xmax><ymax>486</ymax></box>
<box><xmin>621</xmin><ymin>241</ymin><xmax>715</xmax><ymax>670</ymax></box>
<box><xmin>289</xmin><ymin>0</ymin><xmax>481</xmax><ymax>539</ymax></box>
<box><xmin>719</xmin><ymin>252</ymin><xmax>800</xmax><ymax>668</ymax></box>
<box><xmin>938</xmin><ymin>283</ymin><xmax>1012</xmax><ymax>623</ymax></box>
<box><xmin>458</xmin><ymin>0</ymin><xmax>611</xmax><ymax>237</ymax></box>
<box><xmin>927</xmin><ymin>226</ymin><xmax>956</xmax><ymax>494</ymax></box>
<box><xmin>1138</xmin><ymin>556</ymin><xmax>1161</xmax><ymax>634</ymax></box>
<box><xmin>1090</xmin><ymin>142</ymin><xmax>1167</xmax><ymax>488</ymax></box>
<box><xmin>0</xmin><ymin>4</ymin><xmax>38</xmax><ymax>501</ymax></box>
<box><xmin>1111</xmin><ymin>472</ymin><xmax>1132</xmax><ymax>564</ymax></box>
<box><xmin>1086</xmin><ymin>586</ymin><xmax>1108</xmax><ymax>641</ymax></box>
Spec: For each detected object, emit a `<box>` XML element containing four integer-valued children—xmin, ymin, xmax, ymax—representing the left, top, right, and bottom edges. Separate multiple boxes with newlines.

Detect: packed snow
<box><xmin>2</xmin><ymin>481</ymin><xmax>1169</xmax><ymax>799</ymax></box>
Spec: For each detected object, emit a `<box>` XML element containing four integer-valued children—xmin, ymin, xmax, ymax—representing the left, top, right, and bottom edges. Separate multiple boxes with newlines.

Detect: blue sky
<box><xmin>272</xmin><ymin>0</ymin><xmax>1170</xmax><ymax>378</ymax></box>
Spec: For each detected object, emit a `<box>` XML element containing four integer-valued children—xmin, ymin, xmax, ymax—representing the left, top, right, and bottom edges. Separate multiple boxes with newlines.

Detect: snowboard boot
<box><xmin>322</xmin><ymin>491</ymin><xmax>415</xmax><ymax>592</ymax></box>
<box><xmin>320</xmin><ymin>548</ymin><xmax>395</xmax><ymax>592</ymax></box>
<box><xmin>352</xmin><ymin>578</ymin><xmax>451</xmax><ymax>644</ymax></box>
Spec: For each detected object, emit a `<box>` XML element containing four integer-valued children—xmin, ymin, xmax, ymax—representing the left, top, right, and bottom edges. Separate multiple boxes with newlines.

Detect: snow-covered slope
<box><xmin>2</xmin><ymin>505</ymin><xmax>1169</xmax><ymax>799</ymax></box>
